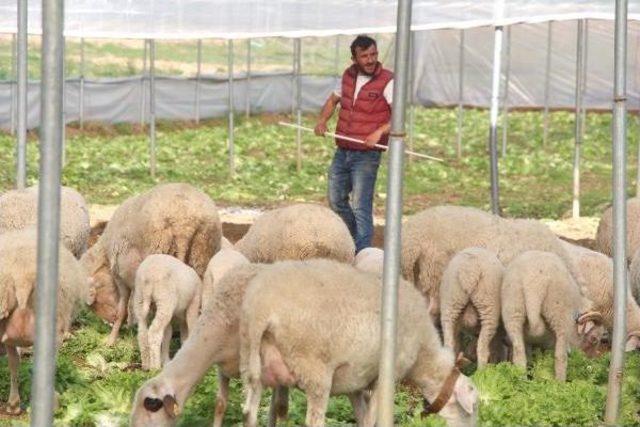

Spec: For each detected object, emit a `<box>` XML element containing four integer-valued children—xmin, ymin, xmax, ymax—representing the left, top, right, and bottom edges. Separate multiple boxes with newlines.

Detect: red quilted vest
<box><xmin>335</xmin><ymin>62</ymin><xmax>393</xmax><ymax>151</ymax></box>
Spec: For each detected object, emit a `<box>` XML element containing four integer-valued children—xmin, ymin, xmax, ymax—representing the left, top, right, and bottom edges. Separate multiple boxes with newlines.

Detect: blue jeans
<box><xmin>328</xmin><ymin>148</ymin><xmax>382</xmax><ymax>253</ymax></box>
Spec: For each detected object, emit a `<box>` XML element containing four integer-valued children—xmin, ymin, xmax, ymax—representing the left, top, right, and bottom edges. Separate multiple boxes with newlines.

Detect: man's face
<box><xmin>352</xmin><ymin>44</ymin><xmax>378</xmax><ymax>76</ymax></box>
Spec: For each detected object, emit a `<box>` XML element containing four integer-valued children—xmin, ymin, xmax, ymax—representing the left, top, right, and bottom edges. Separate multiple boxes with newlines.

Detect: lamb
<box><xmin>240</xmin><ymin>259</ymin><xmax>478</xmax><ymax>427</ymax></box>
<box><xmin>0</xmin><ymin>185</ymin><xmax>90</xmax><ymax>258</ymax></box>
<box><xmin>354</xmin><ymin>247</ymin><xmax>384</xmax><ymax>274</ymax></box>
<box><xmin>561</xmin><ymin>241</ymin><xmax>640</xmax><ymax>351</ymax></box>
<box><xmin>0</xmin><ymin>229</ymin><xmax>87</xmax><ymax>414</ymax></box>
<box><xmin>81</xmin><ymin>183</ymin><xmax>221</xmax><ymax>345</ymax></box>
<box><xmin>439</xmin><ymin>247</ymin><xmax>504</xmax><ymax>368</ymax></box>
<box><xmin>501</xmin><ymin>250</ymin><xmax>605</xmax><ymax>381</ymax></box>
<box><xmin>201</xmin><ymin>248</ymin><xmax>250</xmax><ymax>311</ymax></box>
<box><xmin>632</xmin><ymin>248</ymin><xmax>640</xmax><ymax>305</ymax></box>
<box><xmin>595</xmin><ymin>197</ymin><xmax>640</xmax><ymax>263</ymax></box>
<box><xmin>131</xmin><ymin>263</ymin><xmax>277</xmax><ymax>427</ymax></box>
<box><xmin>401</xmin><ymin>206</ymin><xmax>581</xmax><ymax>321</ymax></box>
<box><xmin>134</xmin><ymin>255</ymin><xmax>203</xmax><ymax>371</ymax></box>
<box><xmin>235</xmin><ymin>203</ymin><xmax>355</xmax><ymax>264</ymax></box>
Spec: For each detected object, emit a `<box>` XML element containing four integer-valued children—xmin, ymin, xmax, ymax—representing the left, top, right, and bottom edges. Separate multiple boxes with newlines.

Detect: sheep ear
<box><xmin>163</xmin><ymin>394</ymin><xmax>180</xmax><ymax>418</ymax></box>
<box><xmin>453</xmin><ymin>378</ymin><xmax>476</xmax><ymax>415</ymax></box>
<box><xmin>625</xmin><ymin>334</ymin><xmax>640</xmax><ymax>352</ymax></box>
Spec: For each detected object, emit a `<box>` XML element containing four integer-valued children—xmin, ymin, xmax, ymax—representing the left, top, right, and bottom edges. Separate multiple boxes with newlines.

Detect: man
<box><xmin>314</xmin><ymin>35</ymin><xmax>393</xmax><ymax>253</ymax></box>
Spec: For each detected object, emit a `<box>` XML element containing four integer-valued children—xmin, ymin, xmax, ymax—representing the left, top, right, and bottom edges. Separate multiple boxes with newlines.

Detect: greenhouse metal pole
<box><xmin>294</xmin><ymin>38</ymin><xmax>302</xmax><ymax>172</ymax></box>
<box><xmin>149</xmin><ymin>39</ymin><xmax>156</xmax><ymax>178</ymax></box>
<box><xmin>16</xmin><ymin>0</ymin><xmax>28</xmax><ymax>190</ymax></box>
<box><xmin>377</xmin><ymin>0</ymin><xmax>411</xmax><ymax>425</ymax></box>
<box><xmin>31</xmin><ymin>0</ymin><xmax>63</xmax><ymax>424</ymax></box>
<box><xmin>580</xmin><ymin>20</ymin><xmax>589</xmax><ymax>140</ymax></box>
<box><xmin>228</xmin><ymin>39</ymin><xmax>235</xmax><ymax>177</ymax></box>
<box><xmin>140</xmin><ymin>39</ymin><xmax>147</xmax><ymax>128</ymax></box>
<box><xmin>501</xmin><ymin>26</ymin><xmax>511</xmax><ymax>158</ymax></box>
<box><xmin>604</xmin><ymin>0</ymin><xmax>628</xmax><ymax>423</ymax></box>
<box><xmin>246</xmin><ymin>38</ymin><xmax>251</xmax><ymax>119</ymax></box>
<box><xmin>79</xmin><ymin>37</ymin><xmax>85</xmax><ymax>130</ymax></box>
<box><xmin>456</xmin><ymin>29</ymin><xmax>465</xmax><ymax>160</ymax></box>
<box><xmin>10</xmin><ymin>34</ymin><xmax>16</xmax><ymax>136</ymax></box>
<box><xmin>542</xmin><ymin>22</ymin><xmax>552</xmax><ymax>147</ymax></box>
<box><xmin>572</xmin><ymin>20</ymin><xmax>585</xmax><ymax>219</ymax></box>
<box><xmin>195</xmin><ymin>39</ymin><xmax>202</xmax><ymax>124</ymax></box>
<box><xmin>488</xmin><ymin>24</ymin><xmax>504</xmax><ymax>215</ymax></box>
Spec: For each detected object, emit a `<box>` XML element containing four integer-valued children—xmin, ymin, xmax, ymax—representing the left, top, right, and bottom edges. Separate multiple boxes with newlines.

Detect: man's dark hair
<box><xmin>350</xmin><ymin>35</ymin><xmax>377</xmax><ymax>57</ymax></box>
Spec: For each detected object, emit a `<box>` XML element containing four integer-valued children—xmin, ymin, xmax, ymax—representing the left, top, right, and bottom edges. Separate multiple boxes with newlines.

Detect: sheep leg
<box><xmin>5</xmin><ymin>345</ymin><xmax>21</xmax><ymax>415</ymax></box>
<box><xmin>267</xmin><ymin>386</ymin><xmax>289</xmax><ymax>427</ymax></box>
<box><xmin>554</xmin><ymin>333</ymin><xmax>568</xmax><ymax>382</ymax></box>
<box><xmin>504</xmin><ymin>318</ymin><xmax>527</xmax><ymax>370</ymax></box>
<box><xmin>135</xmin><ymin>290</ymin><xmax>151</xmax><ymax>370</ymax></box>
<box><xmin>347</xmin><ymin>392</ymin><xmax>368</xmax><ymax>427</ymax></box>
<box><xmin>213</xmin><ymin>372</ymin><xmax>230</xmax><ymax>427</ymax></box>
<box><xmin>161</xmin><ymin>323</ymin><xmax>173</xmax><ymax>367</ymax></box>
<box><xmin>362</xmin><ymin>383</ymin><xmax>379</xmax><ymax>427</ymax></box>
<box><xmin>179</xmin><ymin>318</ymin><xmax>189</xmax><ymax>344</ymax></box>
<box><xmin>304</xmin><ymin>385</ymin><xmax>330</xmax><ymax>427</ymax></box>
<box><xmin>242</xmin><ymin>377</ymin><xmax>263</xmax><ymax>427</ymax></box>
<box><xmin>441</xmin><ymin>301</ymin><xmax>467</xmax><ymax>352</ymax></box>
<box><xmin>477</xmin><ymin>312</ymin><xmax>500</xmax><ymax>368</ymax></box>
<box><xmin>185</xmin><ymin>292</ymin><xmax>201</xmax><ymax>340</ymax></box>
<box><xmin>105</xmin><ymin>282</ymin><xmax>130</xmax><ymax>346</ymax></box>
<box><xmin>148</xmin><ymin>302</ymin><xmax>172</xmax><ymax>370</ymax></box>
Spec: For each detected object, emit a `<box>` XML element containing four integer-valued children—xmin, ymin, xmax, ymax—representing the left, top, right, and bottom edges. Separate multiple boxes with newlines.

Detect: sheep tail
<box><xmin>524</xmin><ymin>285</ymin><xmax>546</xmax><ymax>337</ymax></box>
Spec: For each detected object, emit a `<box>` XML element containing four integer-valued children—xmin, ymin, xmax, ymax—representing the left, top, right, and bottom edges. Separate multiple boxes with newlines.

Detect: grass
<box><xmin>1</xmin><ymin>107</ymin><xmax>638</xmax><ymax>219</ymax></box>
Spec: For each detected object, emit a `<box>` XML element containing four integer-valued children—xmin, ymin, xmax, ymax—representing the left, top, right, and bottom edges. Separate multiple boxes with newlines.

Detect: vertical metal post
<box><xmin>10</xmin><ymin>34</ymin><xmax>16</xmax><ymax>136</ymax></box>
<box><xmin>245</xmin><ymin>38</ymin><xmax>251</xmax><ymax>119</ymax></box>
<box><xmin>488</xmin><ymin>24</ymin><xmax>504</xmax><ymax>215</ymax></box>
<box><xmin>501</xmin><ymin>26</ymin><xmax>511</xmax><ymax>157</ymax></box>
<box><xmin>407</xmin><ymin>31</ymin><xmax>415</xmax><ymax>162</ymax></box>
<box><xmin>573</xmin><ymin>20</ymin><xmax>586</xmax><ymax>219</ymax></box>
<box><xmin>16</xmin><ymin>0</ymin><xmax>28</xmax><ymax>189</ymax></box>
<box><xmin>291</xmin><ymin>39</ymin><xmax>296</xmax><ymax>117</ymax></box>
<box><xmin>378</xmin><ymin>0</ymin><xmax>412</xmax><ymax>425</ymax></box>
<box><xmin>195</xmin><ymin>39</ymin><xmax>202</xmax><ymax>124</ymax></box>
<box><xmin>31</xmin><ymin>0</ymin><xmax>63</xmax><ymax>424</ymax></box>
<box><xmin>543</xmin><ymin>21</ymin><xmax>553</xmax><ymax>147</ymax></box>
<box><xmin>228</xmin><ymin>39</ymin><xmax>235</xmax><ymax>177</ymax></box>
<box><xmin>140</xmin><ymin>39</ymin><xmax>147</xmax><ymax>128</ymax></box>
<box><xmin>580</xmin><ymin>20</ymin><xmax>589</xmax><ymax>142</ymax></box>
<box><xmin>604</xmin><ymin>0</ymin><xmax>628</xmax><ymax>423</ymax></box>
<box><xmin>149</xmin><ymin>39</ymin><xmax>156</xmax><ymax>178</ymax></box>
<box><xmin>456</xmin><ymin>29</ymin><xmax>465</xmax><ymax>160</ymax></box>
<box><xmin>294</xmin><ymin>38</ymin><xmax>302</xmax><ymax>172</ymax></box>
<box><xmin>79</xmin><ymin>37</ymin><xmax>85</xmax><ymax>129</ymax></box>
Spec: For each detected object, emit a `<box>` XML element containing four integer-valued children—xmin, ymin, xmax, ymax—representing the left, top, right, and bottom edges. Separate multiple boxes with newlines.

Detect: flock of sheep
<box><xmin>0</xmin><ymin>182</ymin><xmax>639</xmax><ymax>426</ymax></box>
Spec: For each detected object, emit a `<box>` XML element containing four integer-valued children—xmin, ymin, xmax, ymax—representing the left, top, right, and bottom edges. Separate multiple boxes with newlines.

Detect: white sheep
<box><xmin>561</xmin><ymin>241</ymin><xmax>640</xmax><ymax>351</ymax></box>
<box><xmin>501</xmin><ymin>250</ymin><xmax>605</xmax><ymax>381</ymax></box>
<box><xmin>439</xmin><ymin>247</ymin><xmax>504</xmax><ymax>368</ymax></box>
<box><xmin>201</xmin><ymin>248</ymin><xmax>250</xmax><ymax>311</ymax></box>
<box><xmin>240</xmin><ymin>259</ymin><xmax>478</xmax><ymax>427</ymax></box>
<box><xmin>595</xmin><ymin>197</ymin><xmax>640</xmax><ymax>264</ymax></box>
<box><xmin>235</xmin><ymin>203</ymin><xmax>355</xmax><ymax>264</ymax></box>
<box><xmin>401</xmin><ymin>206</ymin><xmax>581</xmax><ymax>321</ymax></box>
<box><xmin>631</xmin><ymin>248</ymin><xmax>640</xmax><ymax>305</ymax></box>
<box><xmin>0</xmin><ymin>229</ymin><xmax>87</xmax><ymax>414</ymax></box>
<box><xmin>354</xmin><ymin>247</ymin><xmax>384</xmax><ymax>274</ymax></box>
<box><xmin>134</xmin><ymin>255</ymin><xmax>203</xmax><ymax>371</ymax></box>
<box><xmin>80</xmin><ymin>183</ymin><xmax>221</xmax><ymax>345</ymax></box>
<box><xmin>0</xmin><ymin>185</ymin><xmax>90</xmax><ymax>258</ymax></box>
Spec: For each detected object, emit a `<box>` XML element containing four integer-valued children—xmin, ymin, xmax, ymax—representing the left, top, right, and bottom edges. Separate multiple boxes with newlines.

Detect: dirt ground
<box><xmin>89</xmin><ymin>204</ymin><xmax>600</xmax><ymax>248</ymax></box>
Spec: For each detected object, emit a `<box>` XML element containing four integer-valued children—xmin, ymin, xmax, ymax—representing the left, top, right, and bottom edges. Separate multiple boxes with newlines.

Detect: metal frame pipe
<box><xmin>580</xmin><ymin>20</ymin><xmax>589</xmax><ymax>141</ymax></box>
<box><xmin>246</xmin><ymin>38</ymin><xmax>251</xmax><ymax>119</ymax></box>
<box><xmin>501</xmin><ymin>26</ymin><xmax>511</xmax><ymax>158</ymax></box>
<box><xmin>149</xmin><ymin>39</ymin><xmax>156</xmax><ymax>178</ymax></box>
<box><xmin>488</xmin><ymin>24</ymin><xmax>504</xmax><ymax>215</ymax></box>
<box><xmin>16</xmin><ymin>0</ymin><xmax>28</xmax><ymax>189</ymax></box>
<box><xmin>456</xmin><ymin>29</ymin><xmax>465</xmax><ymax>160</ymax></box>
<box><xmin>377</xmin><ymin>0</ymin><xmax>412</xmax><ymax>424</ymax></box>
<box><xmin>228</xmin><ymin>39</ymin><xmax>235</xmax><ymax>177</ymax></box>
<box><xmin>604</xmin><ymin>0</ymin><xmax>628</xmax><ymax>423</ymax></box>
<box><xmin>195</xmin><ymin>39</ymin><xmax>202</xmax><ymax>124</ymax></box>
<box><xmin>31</xmin><ymin>0</ymin><xmax>63</xmax><ymax>424</ymax></box>
<box><xmin>10</xmin><ymin>33</ymin><xmax>16</xmax><ymax>136</ymax></box>
<box><xmin>572</xmin><ymin>20</ymin><xmax>586</xmax><ymax>219</ymax></box>
<box><xmin>139</xmin><ymin>39</ymin><xmax>147</xmax><ymax>128</ymax></box>
<box><xmin>294</xmin><ymin>38</ymin><xmax>302</xmax><ymax>172</ymax></box>
<box><xmin>79</xmin><ymin>37</ymin><xmax>85</xmax><ymax>129</ymax></box>
<box><xmin>542</xmin><ymin>21</ymin><xmax>553</xmax><ymax>147</ymax></box>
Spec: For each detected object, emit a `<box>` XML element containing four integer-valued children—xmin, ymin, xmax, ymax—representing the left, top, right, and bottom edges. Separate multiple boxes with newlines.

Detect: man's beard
<box><xmin>358</xmin><ymin>63</ymin><xmax>377</xmax><ymax>76</ymax></box>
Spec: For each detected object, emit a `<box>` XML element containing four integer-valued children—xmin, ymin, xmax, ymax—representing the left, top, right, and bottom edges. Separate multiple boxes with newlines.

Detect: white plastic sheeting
<box><xmin>0</xmin><ymin>0</ymin><xmax>639</xmax><ymax>39</ymax></box>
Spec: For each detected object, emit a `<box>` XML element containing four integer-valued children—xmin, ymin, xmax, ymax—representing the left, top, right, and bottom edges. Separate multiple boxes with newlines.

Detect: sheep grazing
<box><xmin>439</xmin><ymin>247</ymin><xmax>504</xmax><ymax>368</ymax></box>
<box><xmin>501</xmin><ymin>250</ymin><xmax>605</xmax><ymax>381</ymax></box>
<box><xmin>134</xmin><ymin>255</ymin><xmax>203</xmax><ymax>370</ymax></box>
<box><xmin>201</xmin><ymin>248</ymin><xmax>249</xmax><ymax>311</ymax></box>
<box><xmin>0</xmin><ymin>229</ymin><xmax>87</xmax><ymax>414</ymax></box>
<box><xmin>240</xmin><ymin>259</ymin><xmax>478</xmax><ymax>427</ymax></box>
<box><xmin>632</xmin><ymin>248</ymin><xmax>640</xmax><ymax>305</ymax></box>
<box><xmin>81</xmin><ymin>183</ymin><xmax>221</xmax><ymax>345</ymax></box>
<box><xmin>131</xmin><ymin>263</ymin><xmax>270</xmax><ymax>427</ymax></box>
<box><xmin>354</xmin><ymin>247</ymin><xmax>384</xmax><ymax>274</ymax></box>
<box><xmin>561</xmin><ymin>241</ymin><xmax>640</xmax><ymax>351</ymax></box>
<box><xmin>235</xmin><ymin>203</ymin><xmax>355</xmax><ymax>264</ymax></box>
<box><xmin>595</xmin><ymin>197</ymin><xmax>640</xmax><ymax>263</ymax></box>
<box><xmin>401</xmin><ymin>206</ymin><xmax>580</xmax><ymax>321</ymax></box>
<box><xmin>0</xmin><ymin>185</ymin><xmax>90</xmax><ymax>258</ymax></box>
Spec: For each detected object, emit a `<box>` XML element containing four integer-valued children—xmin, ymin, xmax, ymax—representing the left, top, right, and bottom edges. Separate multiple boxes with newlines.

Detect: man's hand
<box><xmin>314</xmin><ymin>121</ymin><xmax>328</xmax><ymax>136</ymax></box>
<box><xmin>364</xmin><ymin>129</ymin><xmax>383</xmax><ymax>147</ymax></box>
